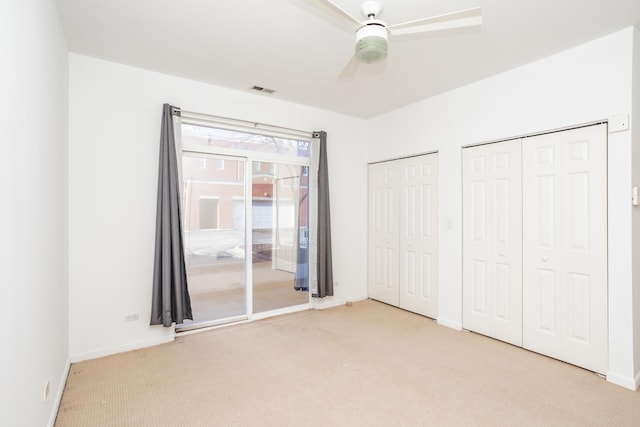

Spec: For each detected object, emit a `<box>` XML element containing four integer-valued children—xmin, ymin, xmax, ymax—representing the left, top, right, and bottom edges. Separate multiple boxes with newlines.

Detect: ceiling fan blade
<box><xmin>338</xmin><ymin>55</ymin><xmax>359</xmax><ymax>78</ymax></box>
<box><xmin>387</xmin><ymin>7</ymin><xmax>481</xmax><ymax>36</ymax></box>
<box><xmin>302</xmin><ymin>0</ymin><xmax>362</xmax><ymax>29</ymax></box>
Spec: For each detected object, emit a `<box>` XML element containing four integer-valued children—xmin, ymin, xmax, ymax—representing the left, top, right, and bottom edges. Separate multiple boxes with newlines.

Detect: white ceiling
<box><xmin>56</xmin><ymin>0</ymin><xmax>640</xmax><ymax>119</ymax></box>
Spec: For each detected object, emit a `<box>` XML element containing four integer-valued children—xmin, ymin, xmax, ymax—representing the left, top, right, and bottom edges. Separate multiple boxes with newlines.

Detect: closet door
<box><xmin>368</xmin><ymin>162</ymin><xmax>400</xmax><ymax>306</ymax></box>
<box><xmin>398</xmin><ymin>154</ymin><xmax>439</xmax><ymax>318</ymax></box>
<box><xmin>462</xmin><ymin>141</ymin><xmax>523</xmax><ymax>346</ymax></box>
<box><xmin>522</xmin><ymin>124</ymin><xmax>607</xmax><ymax>374</ymax></box>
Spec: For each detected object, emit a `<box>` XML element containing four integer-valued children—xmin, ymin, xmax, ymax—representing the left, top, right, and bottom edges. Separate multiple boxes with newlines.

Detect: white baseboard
<box><xmin>69</xmin><ymin>335</ymin><xmax>175</xmax><ymax>363</ymax></box>
<box><xmin>437</xmin><ymin>317</ymin><xmax>463</xmax><ymax>331</ymax></box>
<box><xmin>605</xmin><ymin>370</ymin><xmax>638</xmax><ymax>391</ymax></box>
<box><xmin>47</xmin><ymin>358</ymin><xmax>71</xmax><ymax>427</ymax></box>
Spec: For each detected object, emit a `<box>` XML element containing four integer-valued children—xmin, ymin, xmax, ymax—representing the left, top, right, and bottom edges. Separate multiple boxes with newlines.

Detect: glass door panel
<box><xmin>252</xmin><ymin>162</ymin><xmax>309</xmax><ymax>313</ymax></box>
<box><xmin>181</xmin><ymin>155</ymin><xmax>246</xmax><ymax>324</ymax></box>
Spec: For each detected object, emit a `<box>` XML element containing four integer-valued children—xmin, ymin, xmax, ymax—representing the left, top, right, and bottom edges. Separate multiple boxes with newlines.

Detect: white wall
<box><xmin>368</xmin><ymin>28</ymin><xmax>637</xmax><ymax>389</ymax></box>
<box><xmin>68</xmin><ymin>54</ymin><xmax>369</xmax><ymax>360</ymax></box>
<box><xmin>632</xmin><ymin>26</ymin><xmax>640</xmax><ymax>386</ymax></box>
<box><xmin>0</xmin><ymin>1</ymin><xmax>69</xmax><ymax>426</ymax></box>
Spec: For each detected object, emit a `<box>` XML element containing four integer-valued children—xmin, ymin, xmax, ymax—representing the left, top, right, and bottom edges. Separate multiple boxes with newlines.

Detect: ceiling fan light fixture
<box><xmin>355</xmin><ymin>23</ymin><xmax>388</xmax><ymax>63</ymax></box>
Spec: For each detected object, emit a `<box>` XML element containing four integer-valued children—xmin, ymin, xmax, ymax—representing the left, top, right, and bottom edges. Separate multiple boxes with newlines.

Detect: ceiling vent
<box><xmin>251</xmin><ymin>85</ymin><xmax>276</xmax><ymax>94</ymax></box>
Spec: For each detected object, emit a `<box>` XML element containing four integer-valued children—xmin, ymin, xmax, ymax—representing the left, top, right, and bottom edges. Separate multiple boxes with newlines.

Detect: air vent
<box><xmin>251</xmin><ymin>85</ymin><xmax>276</xmax><ymax>94</ymax></box>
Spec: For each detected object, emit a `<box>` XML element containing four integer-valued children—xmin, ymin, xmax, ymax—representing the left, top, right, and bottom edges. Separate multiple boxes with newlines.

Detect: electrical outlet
<box><xmin>124</xmin><ymin>312</ymin><xmax>139</xmax><ymax>322</ymax></box>
<box><xmin>43</xmin><ymin>381</ymin><xmax>49</xmax><ymax>402</ymax></box>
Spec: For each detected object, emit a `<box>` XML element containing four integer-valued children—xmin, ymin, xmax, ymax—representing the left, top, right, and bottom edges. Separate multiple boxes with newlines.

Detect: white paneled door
<box><xmin>368</xmin><ymin>154</ymin><xmax>439</xmax><ymax>318</ymax></box>
<box><xmin>399</xmin><ymin>155</ymin><xmax>439</xmax><ymax>318</ymax></box>
<box><xmin>522</xmin><ymin>124</ymin><xmax>608</xmax><ymax>374</ymax></box>
<box><xmin>463</xmin><ymin>140</ymin><xmax>523</xmax><ymax>346</ymax></box>
<box><xmin>368</xmin><ymin>161</ymin><xmax>400</xmax><ymax>307</ymax></box>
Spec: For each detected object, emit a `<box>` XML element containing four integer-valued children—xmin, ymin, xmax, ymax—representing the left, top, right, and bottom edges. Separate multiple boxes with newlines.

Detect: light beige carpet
<box><xmin>55</xmin><ymin>300</ymin><xmax>640</xmax><ymax>426</ymax></box>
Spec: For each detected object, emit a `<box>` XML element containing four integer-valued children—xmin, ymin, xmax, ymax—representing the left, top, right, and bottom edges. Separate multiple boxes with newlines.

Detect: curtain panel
<box><xmin>315</xmin><ymin>131</ymin><xmax>334</xmax><ymax>298</ymax></box>
<box><xmin>150</xmin><ymin>104</ymin><xmax>193</xmax><ymax>326</ymax></box>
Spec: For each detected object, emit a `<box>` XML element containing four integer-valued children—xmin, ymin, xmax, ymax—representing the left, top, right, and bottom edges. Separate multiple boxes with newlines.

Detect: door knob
<box><xmin>542</xmin><ymin>257</ymin><xmax>548</xmax><ymax>262</ymax></box>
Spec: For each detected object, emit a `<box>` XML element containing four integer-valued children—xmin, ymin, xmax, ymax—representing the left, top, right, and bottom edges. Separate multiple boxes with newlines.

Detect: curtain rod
<box><xmin>173</xmin><ymin>107</ymin><xmax>314</xmax><ymax>140</ymax></box>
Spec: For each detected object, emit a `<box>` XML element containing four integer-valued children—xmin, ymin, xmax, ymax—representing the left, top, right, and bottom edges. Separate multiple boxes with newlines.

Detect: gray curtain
<box><xmin>315</xmin><ymin>131</ymin><xmax>334</xmax><ymax>297</ymax></box>
<box><xmin>150</xmin><ymin>104</ymin><xmax>193</xmax><ymax>326</ymax></box>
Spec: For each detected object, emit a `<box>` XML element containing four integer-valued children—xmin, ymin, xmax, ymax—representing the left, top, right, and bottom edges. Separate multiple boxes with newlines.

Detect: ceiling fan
<box><xmin>304</xmin><ymin>0</ymin><xmax>482</xmax><ymax>77</ymax></box>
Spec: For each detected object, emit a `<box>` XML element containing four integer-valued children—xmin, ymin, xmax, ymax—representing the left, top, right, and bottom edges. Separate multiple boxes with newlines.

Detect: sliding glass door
<box><xmin>181</xmin><ymin>155</ymin><xmax>247</xmax><ymax>324</ymax></box>
<box><xmin>252</xmin><ymin>162</ymin><xmax>309</xmax><ymax>314</ymax></box>
<box><xmin>177</xmin><ymin>123</ymin><xmax>311</xmax><ymax>329</ymax></box>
